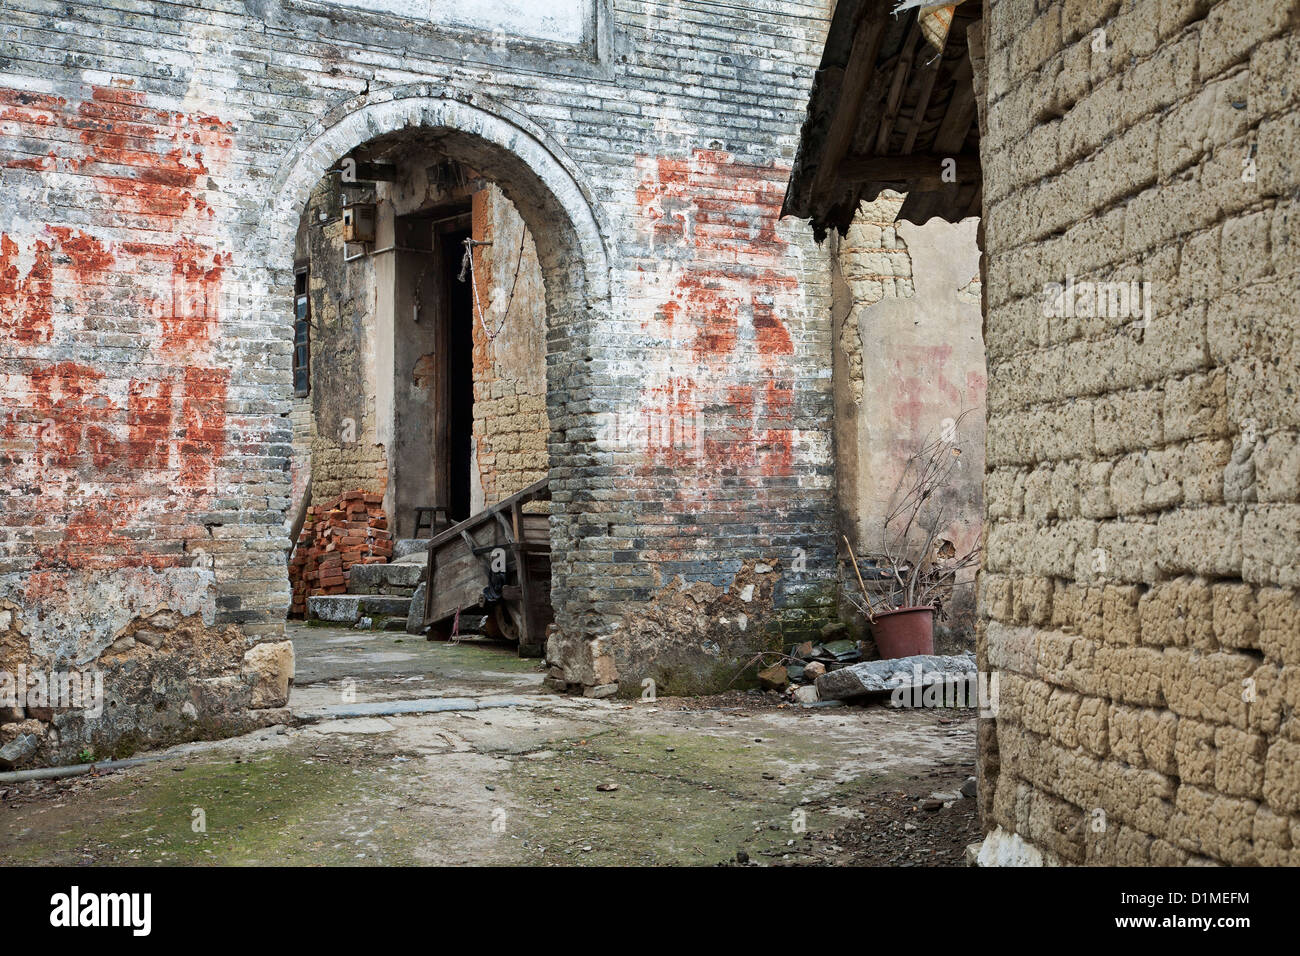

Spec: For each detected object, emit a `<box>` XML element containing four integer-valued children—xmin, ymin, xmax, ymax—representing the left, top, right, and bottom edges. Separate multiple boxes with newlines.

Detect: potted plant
<box><xmin>842</xmin><ymin>412</ymin><xmax>981</xmax><ymax>658</ymax></box>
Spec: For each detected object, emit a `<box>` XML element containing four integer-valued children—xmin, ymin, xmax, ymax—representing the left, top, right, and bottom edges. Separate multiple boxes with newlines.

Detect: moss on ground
<box><xmin>502</xmin><ymin>725</ymin><xmax>842</xmax><ymax>865</ymax></box>
<box><xmin>0</xmin><ymin>750</ymin><xmax>412</xmax><ymax>866</ymax></box>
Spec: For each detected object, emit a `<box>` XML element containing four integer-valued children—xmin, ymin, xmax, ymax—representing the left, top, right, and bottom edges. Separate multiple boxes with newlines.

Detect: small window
<box><xmin>293</xmin><ymin>269</ymin><xmax>310</xmax><ymax>398</ymax></box>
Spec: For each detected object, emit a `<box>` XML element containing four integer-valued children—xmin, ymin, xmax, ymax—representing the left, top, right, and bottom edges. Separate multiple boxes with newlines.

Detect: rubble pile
<box><xmin>755</xmin><ymin>625</ymin><xmax>866</xmax><ymax>704</ymax></box>
<box><xmin>754</xmin><ymin>624</ymin><xmax>981</xmax><ymax>709</ymax></box>
<box><xmin>289</xmin><ymin>490</ymin><xmax>393</xmax><ymax>617</ymax></box>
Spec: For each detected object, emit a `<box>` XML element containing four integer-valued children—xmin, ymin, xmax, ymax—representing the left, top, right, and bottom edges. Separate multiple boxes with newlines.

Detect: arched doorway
<box><xmin>250</xmin><ymin>87</ymin><xmax>618</xmax><ymax>680</ymax></box>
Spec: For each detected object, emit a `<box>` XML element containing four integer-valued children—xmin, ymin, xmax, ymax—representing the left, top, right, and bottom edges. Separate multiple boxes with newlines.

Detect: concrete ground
<box><xmin>0</xmin><ymin>623</ymin><xmax>978</xmax><ymax>866</ymax></box>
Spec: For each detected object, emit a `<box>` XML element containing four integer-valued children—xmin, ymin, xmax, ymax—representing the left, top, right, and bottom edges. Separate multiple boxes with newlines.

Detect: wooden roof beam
<box><xmin>837</xmin><ymin>150</ymin><xmax>981</xmax><ymax>190</ymax></box>
<box><xmin>899</xmin><ymin>54</ymin><xmax>942</xmax><ymax>155</ymax></box>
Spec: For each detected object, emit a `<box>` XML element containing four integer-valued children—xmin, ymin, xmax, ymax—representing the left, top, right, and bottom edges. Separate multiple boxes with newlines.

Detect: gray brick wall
<box><xmin>0</xmin><ymin>0</ymin><xmax>839</xmax><ymax>702</ymax></box>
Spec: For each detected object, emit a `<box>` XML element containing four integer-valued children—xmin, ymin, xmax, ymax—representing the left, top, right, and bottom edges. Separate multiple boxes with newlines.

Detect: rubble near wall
<box><xmin>0</xmin><ymin>569</ymin><xmax>291</xmax><ymax>770</ymax></box>
<box><xmin>978</xmin><ymin>0</ymin><xmax>1300</xmax><ymax>864</ymax></box>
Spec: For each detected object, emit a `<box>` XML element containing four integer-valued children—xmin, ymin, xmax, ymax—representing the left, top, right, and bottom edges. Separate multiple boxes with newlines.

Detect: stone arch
<box><xmin>263</xmin><ymin>84</ymin><xmax>612</xmax><ymax>307</ymax></box>
<box><xmin>255</xmin><ymin>84</ymin><xmax>621</xmax><ymax>660</ymax></box>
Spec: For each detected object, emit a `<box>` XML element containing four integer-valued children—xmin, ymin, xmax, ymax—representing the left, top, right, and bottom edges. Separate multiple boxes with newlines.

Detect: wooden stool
<box><xmin>413</xmin><ymin>505</ymin><xmax>450</xmax><ymax>538</ymax></box>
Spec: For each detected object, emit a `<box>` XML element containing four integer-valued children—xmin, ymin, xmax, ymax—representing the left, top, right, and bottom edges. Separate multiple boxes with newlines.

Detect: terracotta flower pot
<box><xmin>870</xmin><ymin>605</ymin><xmax>935</xmax><ymax>658</ymax></box>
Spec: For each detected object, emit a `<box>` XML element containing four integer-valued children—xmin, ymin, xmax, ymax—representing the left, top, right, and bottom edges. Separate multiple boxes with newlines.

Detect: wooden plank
<box><xmin>807</xmin><ymin>9</ymin><xmax>889</xmax><ymax>202</ymax></box>
<box><xmin>424</xmin><ymin>477</ymin><xmax>548</xmax><ymax>550</ymax></box>
<box><xmin>510</xmin><ymin>499</ymin><xmax>536</xmax><ymax>652</ymax></box>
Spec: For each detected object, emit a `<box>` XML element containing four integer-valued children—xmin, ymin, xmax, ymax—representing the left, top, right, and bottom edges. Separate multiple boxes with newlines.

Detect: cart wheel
<box><xmin>494</xmin><ymin>602</ymin><xmax>522</xmax><ymax>644</ymax></box>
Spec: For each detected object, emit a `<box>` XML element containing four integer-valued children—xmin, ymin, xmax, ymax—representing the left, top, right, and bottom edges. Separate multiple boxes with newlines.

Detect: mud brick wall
<box><xmin>0</xmin><ymin>0</ymin><xmax>838</xmax><ymax>765</ymax></box>
<box><xmin>977</xmin><ymin>0</ymin><xmax>1300</xmax><ymax>864</ymax></box>
<box><xmin>468</xmin><ymin>184</ymin><xmax>549</xmax><ymax>510</ymax></box>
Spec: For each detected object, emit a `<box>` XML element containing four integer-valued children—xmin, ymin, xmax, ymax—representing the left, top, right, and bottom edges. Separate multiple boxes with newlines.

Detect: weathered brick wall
<box><xmin>0</xmin><ymin>0</ymin><xmax>837</xmax><ymax>762</ymax></box>
<box><xmin>978</xmin><ymin>0</ymin><xmax>1300</xmax><ymax>864</ymax></box>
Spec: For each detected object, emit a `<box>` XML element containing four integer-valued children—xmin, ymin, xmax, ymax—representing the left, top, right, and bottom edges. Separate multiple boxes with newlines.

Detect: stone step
<box><xmin>346</xmin><ymin>562</ymin><xmax>425</xmax><ymax>593</ymax></box>
<box><xmin>392</xmin><ymin>551</ymin><xmax>430</xmax><ymax>566</ymax></box>
<box><xmin>307</xmin><ymin>593</ymin><xmax>414</xmax><ymax>624</ymax></box>
<box><xmin>393</xmin><ymin>538</ymin><xmax>432</xmax><ymax>559</ymax></box>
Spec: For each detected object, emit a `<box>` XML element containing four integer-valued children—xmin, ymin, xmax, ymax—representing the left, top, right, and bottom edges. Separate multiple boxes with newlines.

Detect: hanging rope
<box><xmin>458</xmin><ymin>224</ymin><xmax>526</xmax><ymax>342</ymax></box>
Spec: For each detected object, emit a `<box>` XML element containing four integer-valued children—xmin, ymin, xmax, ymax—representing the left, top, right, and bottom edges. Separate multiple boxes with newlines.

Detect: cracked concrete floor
<box><xmin>0</xmin><ymin>623</ymin><xmax>977</xmax><ymax>866</ymax></box>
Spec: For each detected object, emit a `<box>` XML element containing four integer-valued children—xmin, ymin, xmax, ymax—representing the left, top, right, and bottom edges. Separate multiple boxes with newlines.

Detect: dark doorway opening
<box><xmin>442</xmin><ymin>224</ymin><xmax>474</xmax><ymax>522</ymax></box>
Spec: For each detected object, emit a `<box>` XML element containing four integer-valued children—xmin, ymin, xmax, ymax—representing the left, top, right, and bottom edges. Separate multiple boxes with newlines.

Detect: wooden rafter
<box><xmin>900</xmin><ymin>54</ymin><xmax>942</xmax><ymax>155</ymax></box>
<box><xmin>874</xmin><ymin>19</ymin><xmax>922</xmax><ymax>155</ymax></box>
<box><xmin>807</xmin><ymin>8</ymin><xmax>889</xmax><ymax>201</ymax></box>
<box><xmin>932</xmin><ymin>45</ymin><xmax>976</xmax><ymax>154</ymax></box>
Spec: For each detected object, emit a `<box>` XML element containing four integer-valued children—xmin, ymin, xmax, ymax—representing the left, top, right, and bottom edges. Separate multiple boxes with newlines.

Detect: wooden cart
<box><xmin>418</xmin><ymin>478</ymin><xmax>552</xmax><ymax>657</ymax></box>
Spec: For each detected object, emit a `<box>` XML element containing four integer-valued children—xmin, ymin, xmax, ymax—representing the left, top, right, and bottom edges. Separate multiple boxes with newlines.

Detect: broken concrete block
<box><xmin>0</xmin><ymin>732</ymin><xmax>39</xmax><ymax>768</ymax></box>
<box><xmin>308</xmin><ymin>595</ymin><xmax>360</xmax><ymax>623</ymax></box>
<box><xmin>804</xmin><ymin>660</ymin><xmax>827</xmax><ymax>680</ymax></box>
<box><xmin>793</xmin><ymin>685</ymin><xmax>819</xmax><ymax>705</ymax></box>
<box><xmin>814</xmin><ymin>653</ymin><xmax>978</xmax><ymax>700</ymax></box>
<box><xmin>347</xmin><ymin>562</ymin><xmax>424</xmax><ymax>592</ymax></box>
<box><xmin>242</xmin><ymin>640</ymin><xmax>295</xmax><ymax>709</ymax></box>
<box><xmin>392</xmin><ymin>538</ymin><xmax>429</xmax><ymax>560</ymax></box>
<box><xmin>406</xmin><ymin>583</ymin><xmax>427</xmax><ymax>635</ymax></box>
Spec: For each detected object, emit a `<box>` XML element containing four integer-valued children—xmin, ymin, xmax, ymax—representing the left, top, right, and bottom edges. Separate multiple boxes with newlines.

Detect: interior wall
<box><xmin>296</xmin><ymin>175</ymin><xmax>387</xmax><ymax>508</ymax></box>
<box><xmin>468</xmin><ymin>184</ymin><xmax>550</xmax><ymax>512</ymax></box>
<box><xmin>832</xmin><ymin>192</ymin><xmax>987</xmax><ymax>650</ymax></box>
<box><xmin>296</xmin><ymin>166</ymin><xmax>549</xmax><ymax>538</ymax></box>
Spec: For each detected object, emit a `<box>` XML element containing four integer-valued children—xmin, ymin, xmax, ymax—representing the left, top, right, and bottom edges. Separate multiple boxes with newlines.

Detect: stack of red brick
<box><xmin>289</xmin><ymin>490</ymin><xmax>392</xmax><ymax>617</ymax></box>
